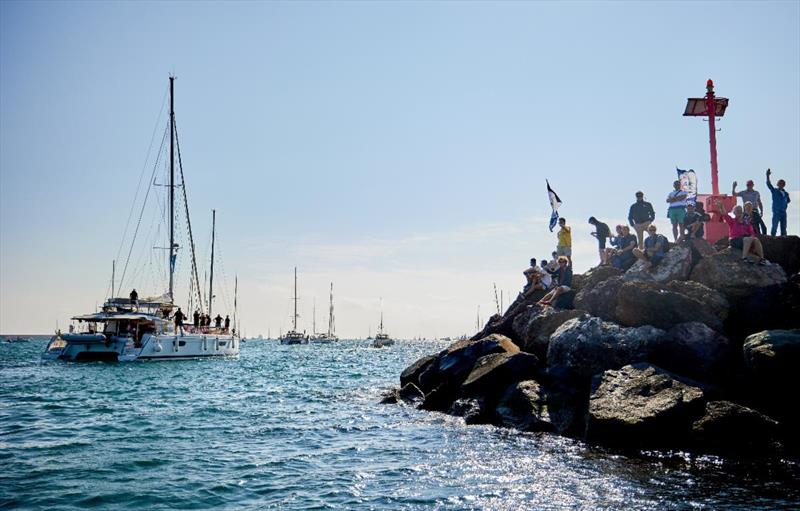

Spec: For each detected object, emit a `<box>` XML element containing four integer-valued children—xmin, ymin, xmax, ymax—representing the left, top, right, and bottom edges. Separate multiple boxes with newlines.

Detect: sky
<box><xmin>1</xmin><ymin>0</ymin><xmax>798</xmax><ymax>337</ymax></box>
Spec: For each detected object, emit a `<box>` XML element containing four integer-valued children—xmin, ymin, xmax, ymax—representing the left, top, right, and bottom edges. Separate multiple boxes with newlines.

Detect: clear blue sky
<box><xmin>1</xmin><ymin>1</ymin><xmax>798</xmax><ymax>336</ymax></box>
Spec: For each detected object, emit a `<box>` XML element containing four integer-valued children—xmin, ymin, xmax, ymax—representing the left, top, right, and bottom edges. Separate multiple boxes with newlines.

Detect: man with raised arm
<box><xmin>766</xmin><ymin>168</ymin><xmax>791</xmax><ymax>236</ymax></box>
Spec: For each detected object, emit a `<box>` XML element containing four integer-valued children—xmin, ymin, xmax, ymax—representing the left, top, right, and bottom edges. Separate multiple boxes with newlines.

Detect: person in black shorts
<box><xmin>589</xmin><ymin>216</ymin><xmax>611</xmax><ymax>266</ymax></box>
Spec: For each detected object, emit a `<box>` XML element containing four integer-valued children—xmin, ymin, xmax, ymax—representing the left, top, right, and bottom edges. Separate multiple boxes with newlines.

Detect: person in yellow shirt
<box><xmin>556</xmin><ymin>217</ymin><xmax>572</xmax><ymax>265</ymax></box>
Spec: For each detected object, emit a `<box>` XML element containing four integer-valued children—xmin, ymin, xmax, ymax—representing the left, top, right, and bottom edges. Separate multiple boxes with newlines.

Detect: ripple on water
<box><xmin>1</xmin><ymin>339</ymin><xmax>799</xmax><ymax>510</ymax></box>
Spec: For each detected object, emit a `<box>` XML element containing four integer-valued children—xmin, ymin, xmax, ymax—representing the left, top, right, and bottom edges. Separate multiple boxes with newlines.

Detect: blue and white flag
<box><xmin>676</xmin><ymin>167</ymin><xmax>698</xmax><ymax>205</ymax></box>
<box><xmin>547</xmin><ymin>180</ymin><xmax>562</xmax><ymax>232</ymax></box>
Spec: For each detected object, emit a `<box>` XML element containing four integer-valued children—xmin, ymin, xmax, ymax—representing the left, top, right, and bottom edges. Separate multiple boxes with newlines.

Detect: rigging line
<box><xmin>113</xmin><ymin>87</ymin><xmax>170</xmax><ymax>271</ymax></box>
<box><xmin>118</xmin><ymin>125</ymin><xmax>169</xmax><ymax>294</ymax></box>
<box><xmin>174</xmin><ymin>118</ymin><xmax>205</xmax><ymax>312</ymax></box>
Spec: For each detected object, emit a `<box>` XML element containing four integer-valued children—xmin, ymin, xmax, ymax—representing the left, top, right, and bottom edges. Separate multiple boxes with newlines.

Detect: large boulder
<box><xmin>759</xmin><ymin>235</ymin><xmax>800</xmax><ymax>276</ymax></box>
<box><xmin>573</xmin><ymin>276</ymin><xmax>624</xmax><ymax>321</ymax></box>
<box><xmin>511</xmin><ymin>305</ymin><xmax>585</xmax><ymax>358</ymax></box>
<box><xmin>615</xmin><ymin>280</ymin><xmax>727</xmax><ymax>331</ymax></box>
<box><xmin>743</xmin><ymin>329</ymin><xmax>800</xmax><ymax>391</ymax></box>
<box><xmin>724</xmin><ymin>280</ymin><xmax>800</xmax><ymax>340</ymax></box>
<box><xmin>665</xmin><ymin>281</ymin><xmax>729</xmax><ymax>324</ymax></box>
<box><xmin>448</xmin><ymin>397</ymin><xmax>489</xmax><ymax>425</ymax></box>
<box><xmin>547</xmin><ymin>315</ymin><xmax>665</xmax><ymax>381</ymax></box>
<box><xmin>651</xmin><ymin>322</ymin><xmax>732</xmax><ymax>383</ymax></box>
<box><xmin>624</xmin><ymin>245</ymin><xmax>693</xmax><ymax>284</ymax></box>
<box><xmin>460</xmin><ymin>352</ymin><xmax>540</xmax><ymax>400</ymax></box>
<box><xmin>572</xmin><ymin>265</ymin><xmax>622</xmax><ymax>294</ymax></box>
<box><xmin>495</xmin><ymin>380</ymin><xmax>555</xmax><ymax>432</ymax></box>
<box><xmin>690</xmin><ymin>248</ymin><xmax>787</xmax><ymax>299</ymax></box>
<box><xmin>691</xmin><ymin>401</ymin><xmax>781</xmax><ymax>455</ymax></box>
<box><xmin>400</xmin><ymin>355</ymin><xmax>438</xmax><ymax>390</ymax></box>
<box><xmin>585</xmin><ymin>363</ymin><xmax>706</xmax><ymax>448</ymax></box>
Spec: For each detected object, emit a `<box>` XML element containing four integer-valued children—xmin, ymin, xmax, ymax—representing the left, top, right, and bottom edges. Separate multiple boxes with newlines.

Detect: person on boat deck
<box><xmin>766</xmin><ymin>168</ymin><xmax>791</xmax><ymax>236</ymax></box>
<box><xmin>129</xmin><ymin>288</ymin><xmax>138</xmax><ymax>308</ymax></box>
<box><xmin>588</xmin><ymin>216</ymin><xmax>611</xmax><ymax>266</ymax></box>
<box><xmin>174</xmin><ymin>307</ymin><xmax>185</xmax><ymax>336</ymax></box>
<box><xmin>214</xmin><ymin>314</ymin><xmax>223</xmax><ymax>329</ymax></box>
<box><xmin>193</xmin><ymin>310</ymin><xmax>200</xmax><ymax>330</ymax></box>
<box><xmin>633</xmin><ymin>224</ymin><xmax>669</xmax><ymax>269</ymax></box>
<box><xmin>666</xmin><ymin>180</ymin><xmax>689</xmax><ymax>242</ymax></box>
<box><xmin>224</xmin><ymin>315</ymin><xmax>231</xmax><ymax>332</ymax></box>
<box><xmin>732</xmin><ymin>179</ymin><xmax>767</xmax><ymax>235</ymax></box>
<box><xmin>717</xmin><ymin>200</ymin><xmax>768</xmax><ymax>265</ymax></box>
<box><xmin>536</xmin><ymin>257</ymin><xmax>572</xmax><ymax>307</ymax></box>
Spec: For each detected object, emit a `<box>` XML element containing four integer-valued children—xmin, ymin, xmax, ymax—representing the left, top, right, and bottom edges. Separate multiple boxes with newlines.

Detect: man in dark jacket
<box><xmin>766</xmin><ymin>168</ymin><xmax>791</xmax><ymax>236</ymax></box>
<box><xmin>628</xmin><ymin>191</ymin><xmax>655</xmax><ymax>249</ymax></box>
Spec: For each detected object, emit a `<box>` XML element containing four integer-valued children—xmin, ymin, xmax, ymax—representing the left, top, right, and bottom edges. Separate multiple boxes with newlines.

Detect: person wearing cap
<box><xmin>766</xmin><ymin>168</ymin><xmax>791</xmax><ymax>236</ymax></box>
<box><xmin>666</xmin><ymin>180</ymin><xmax>688</xmax><ymax>242</ymax></box>
<box><xmin>633</xmin><ymin>224</ymin><xmax>669</xmax><ymax>269</ymax></box>
<box><xmin>732</xmin><ymin>179</ymin><xmax>766</xmax><ymax>235</ymax></box>
<box><xmin>628</xmin><ymin>191</ymin><xmax>655</xmax><ymax>249</ymax></box>
<box><xmin>588</xmin><ymin>216</ymin><xmax>611</xmax><ymax>266</ymax></box>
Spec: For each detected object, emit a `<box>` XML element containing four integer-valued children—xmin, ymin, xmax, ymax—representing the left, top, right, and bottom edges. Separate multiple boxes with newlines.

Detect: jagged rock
<box><xmin>690</xmin><ymin>248</ymin><xmax>787</xmax><ymax>299</ymax></box>
<box><xmin>724</xmin><ymin>281</ymin><xmax>800</xmax><ymax>340</ymax></box>
<box><xmin>743</xmin><ymin>329</ymin><xmax>800</xmax><ymax>388</ymax></box>
<box><xmin>759</xmin><ymin>235</ymin><xmax>800</xmax><ymax>276</ymax></box>
<box><xmin>665</xmin><ymin>281</ymin><xmax>729</xmax><ymax>324</ymax></box>
<box><xmin>379</xmin><ymin>388</ymin><xmax>399</xmax><ymax>404</ymax></box>
<box><xmin>449</xmin><ymin>397</ymin><xmax>489</xmax><ymax>424</ymax></box>
<box><xmin>624</xmin><ymin>246</ymin><xmax>693</xmax><ymax>284</ymax></box>
<box><xmin>400</xmin><ymin>355</ymin><xmax>437</xmax><ymax>389</ymax></box>
<box><xmin>691</xmin><ymin>401</ymin><xmax>781</xmax><ymax>455</ymax></box>
<box><xmin>552</xmin><ymin>289</ymin><xmax>576</xmax><ymax>309</ymax></box>
<box><xmin>397</xmin><ymin>383</ymin><xmax>426</xmax><ymax>404</ymax></box>
<box><xmin>460</xmin><ymin>352</ymin><xmax>540</xmax><ymax>401</ymax></box>
<box><xmin>615</xmin><ymin>280</ymin><xmax>726</xmax><ymax>331</ymax></box>
<box><xmin>472</xmin><ymin>291</ymin><xmax>547</xmax><ymax>341</ymax></box>
<box><xmin>586</xmin><ymin>363</ymin><xmax>705</xmax><ymax>448</ymax></box>
<box><xmin>547</xmin><ymin>315</ymin><xmax>665</xmax><ymax>381</ymax></box>
<box><xmin>495</xmin><ymin>380</ymin><xmax>555</xmax><ymax>432</ymax></box>
<box><xmin>689</xmin><ymin>238</ymin><xmax>717</xmax><ymax>260</ymax></box>
<box><xmin>573</xmin><ymin>276</ymin><xmax>624</xmax><ymax>321</ymax></box>
<box><xmin>438</xmin><ymin>334</ymin><xmax>520</xmax><ymax>385</ymax></box>
<box><xmin>572</xmin><ymin>266</ymin><xmax>622</xmax><ymax>294</ymax></box>
<box><xmin>652</xmin><ymin>322</ymin><xmax>732</xmax><ymax>382</ymax></box>
<box><xmin>511</xmin><ymin>306</ymin><xmax>585</xmax><ymax>358</ymax></box>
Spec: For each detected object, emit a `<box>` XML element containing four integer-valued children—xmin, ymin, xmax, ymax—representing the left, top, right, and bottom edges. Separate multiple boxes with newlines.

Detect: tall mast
<box><xmin>379</xmin><ymin>298</ymin><xmax>384</xmax><ymax>334</ymax></box>
<box><xmin>234</xmin><ymin>274</ymin><xmax>238</xmax><ymax>335</ymax></box>
<box><xmin>313</xmin><ymin>298</ymin><xmax>316</xmax><ymax>334</ymax></box>
<box><xmin>293</xmin><ymin>267</ymin><xmax>298</xmax><ymax>331</ymax></box>
<box><xmin>111</xmin><ymin>260</ymin><xmax>115</xmax><ymax>299</ymax></box>
<box><xmin>209</xmin><ymin>209</ymin><xmax>216</xmax><ymax>317</ymax></box>
<box><xmin>328</xmin><ymin>282</ymin><xmax>334</xmax><ymax>336</ymax></box>
<box><xmin>169</xmin><ymin>76</ymin><xmax>176</xmax><ymax>302</ymax></box>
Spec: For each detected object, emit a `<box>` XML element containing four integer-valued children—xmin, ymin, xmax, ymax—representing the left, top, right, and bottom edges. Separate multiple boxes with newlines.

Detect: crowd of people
<box><xmin>126</xmin><ymin>289</ymin><xmax>232</xmax><ymax>336</ymax></box>
<box><xmin>518</xmin><ymin>168</ymin><xmax>791</xmax><ymax>306</ymax></box>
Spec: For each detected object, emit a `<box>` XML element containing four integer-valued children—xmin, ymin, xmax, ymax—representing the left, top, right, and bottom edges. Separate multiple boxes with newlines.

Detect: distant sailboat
<box><xmin>311</xmin><ymin>282</ymin><xmax>337</xmax><ymax>343</ymax></box>
<box><xmin>371</xmin><ymin>299</ymin><xmax>394</xmax><ymax>347</ymax></box>
<box><xmin>279</xmin><ymin>267</ymin><xmax>308</xmax><ymax>345</ymax></box>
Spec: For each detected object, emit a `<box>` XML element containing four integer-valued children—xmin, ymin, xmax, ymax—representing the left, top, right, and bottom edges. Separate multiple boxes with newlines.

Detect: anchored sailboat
<box><xmin>311</xmin><ymin>282</ymin><xmax>337</xmax><ymax>343</ymax></box>
<box><xmin>371</xmin><ymin>299</ymin><xmax>394</xmax><ymax>347</ymax></box>
<box><xmin>42</xmin><ymin>77</ymin><xmax>239</xmax><ymax>362</ymax></box>
<box><xmin>279</xmin><ymin>267</ymin><xmax>308</xmax><ymax>345</ymax></box>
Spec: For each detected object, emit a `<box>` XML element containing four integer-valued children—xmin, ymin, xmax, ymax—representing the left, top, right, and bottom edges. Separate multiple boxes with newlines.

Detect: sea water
<box><xmin>1</xmin><ymin>338</ymin><xmax>798</xmax><ymax>510</ymax></box>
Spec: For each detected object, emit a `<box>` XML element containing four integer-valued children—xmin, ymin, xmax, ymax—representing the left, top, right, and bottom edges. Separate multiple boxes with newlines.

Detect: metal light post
<box><xmin>683</xmin><ymin>79</ymin><xmax>733</xmax><ymax>243</ymax></box>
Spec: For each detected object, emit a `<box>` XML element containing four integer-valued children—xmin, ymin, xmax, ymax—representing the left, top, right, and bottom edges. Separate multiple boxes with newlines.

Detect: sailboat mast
<box><xmin>169</xmin><ymin>76</ymin><xmax>175</xmax><ymax>302</ymax></box>
<box><xmin>379</xmin><ymin>298</ymin><xmax>384</xmax><ymax>334</ymax></box>
<box><xmin>328</xmin><ymin>282</ymin><xmax>334</xmax><ymax>336</ymax></box>
<box><xmin>293</xmin><ymin>267</ymin><xmax>298</xmax><ymax>331</ymax></box>
<box><xmin>209</xmin><ymin>209</ymin><xmax>216</xmax><ymax>317</ymax></box>
<box><xmin>234</xmin><ymin>274</ymin><xmax>238</xmax><ymax>335</ymax></box>
<box><xmin>313</xmin><ymin>298</ymin><xmax>316</xmax><ymax>334</ymax></box>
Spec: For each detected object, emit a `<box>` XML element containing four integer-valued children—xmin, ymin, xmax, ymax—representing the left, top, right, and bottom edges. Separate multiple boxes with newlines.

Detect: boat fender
<box><xmin>154</xmin><ymin>341</ymin><xmax>162</xmax><ymax>353</ymax></box>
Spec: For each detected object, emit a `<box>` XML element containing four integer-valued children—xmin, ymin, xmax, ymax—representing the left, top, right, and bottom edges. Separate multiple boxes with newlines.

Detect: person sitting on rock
<box><xmin>633</xmin><ymin>224</ymin><xmax>668</xmax><ymax>269</ymax></box>
<box><xmin>540</xmin><ymin>259</ymin><xmax>554</xmax><ymax>283</ymax></box>
<box><xmin>537</xmin><ymin>256</ymin><xmax>572</xmax><ymax>306</ymax></box>
<box><xmin>717</xmin><ymin>200</ymin><xmax>768</xmax><ymax>265</ymax></box>
<box><xmin>521</xmin><ymin>258</ymin><xmax>538</xmax><ymax>297</ymax></box>
<box><xmin>611</xmin><ymin>226</ymin><xmax>637</xmax><ymax>269</ymax></box>
<box><xmin>545</xmin><ymin>252</ymin><xmax>559</xmax><ymax>274</ymax></box>
<box><xmin>679</xmin><ymin>202</ymin><xmax>705</xmax><ymax>243</ymax></box>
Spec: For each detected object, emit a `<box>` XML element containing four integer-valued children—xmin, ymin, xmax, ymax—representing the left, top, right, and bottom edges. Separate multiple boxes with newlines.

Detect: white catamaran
<box><xmin>279</xmin><ymin>267</ymin><xmax>308</xmax><ymax>345</ymax></box>
<box><xmin>43</xmin><ymin>77</ymin><xmax>239</xmax><ymax>362</ymax></box>
<box><xmin>371</xmin><ymin>299</ymin><xmax>394</xmax><ymax>348</ymax></box>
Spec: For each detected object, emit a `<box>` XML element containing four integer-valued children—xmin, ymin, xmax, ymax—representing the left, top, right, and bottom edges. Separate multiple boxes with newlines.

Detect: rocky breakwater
<box><xmin>388</xmin><ymin>236</ymin><xmax>800</xmax><ymax>457</ymax></box>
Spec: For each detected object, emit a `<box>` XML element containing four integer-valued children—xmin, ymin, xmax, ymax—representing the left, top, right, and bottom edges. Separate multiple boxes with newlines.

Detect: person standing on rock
<box><xmin>588</xmin><ymin>216</ymin><xmax>611</xmax><ymax>266</ymax></box>
<box><xmin>537</xmin><ymin>256</ymin><xmax>572</xmax><ymax>306</ymax></box>
<box><xmin>717</xmin><ymin>200</ymin><xmax>768</xmax><ymax>265</ymax></box>
<box><xmin>632</xmin><ymin>224</ymin><xmax>668</xmax><ymax>269</ymax></box>
<box><xmin>766</xmin><ymin>168</ymin><xmax>791</xmax><ymax>236</ymax></box>
<box><xmin>666</xmin><ymin>180</ymin><xmax>688</xmax><ymax>242</ymax></box>
<box><xmin>732</xmin><ymin>179</ymin><xmax>767</xmax><ymax>235</ymax></box>
<box><xmin>556</xmin><ymin>218</ymin><xmax>572</xmax><ymax>266</ymax></box>
<box><xmin>628</xmin><ymin>191</ymin><xmax>655</xmax><ymax>249</ymax></box>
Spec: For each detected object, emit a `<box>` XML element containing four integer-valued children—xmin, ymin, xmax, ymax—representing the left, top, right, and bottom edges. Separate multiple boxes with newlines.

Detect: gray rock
<box><xmin>449</xmin><ymin>397</ymin><xmax>489</xmax><ymax>424</ymax></box>
<box><xmin>495</xmin><ymin>380</ymin><xmax>555</xmax><ymax>432</ymax></box>
<box><xmin>691</xmin><ymin>400</ymin><xmax>781</xmax><ymax>455</ymax></box>
<box><xmin>624</xmin><ymin>245</ymin><xmax>693</xmax><ymax>284</ymax></box>
<box><xmin>743</xmin><ymin>329</ymin><xmax>800</xmax><ymax>391</ymax></box>
<box><xmin>573</xmin><ymin>276</ymin><xmax>624</xmax><ymax>322</ymax></box>
<box><xmin>586</xmin><ymin>363</ymin><xmax>706</xmax><ymax>448</ymax></box>
<box><xmin>615</xmin><ymin>280</ymin><xmax>726</xmax><ymax>331</ymax></box>
<box><xmin>652</xmin><ymin>322</ymin><xmax>732</xmax><ymax>382</ymax></box>
<box><xmin>460</xmin><ymin>352</ymin><xmax>540</xmax><ymax>400</ymax></box>
<box><xmin>438</xmin><ymin>334</ymin><xmax>520</xmax><ymax>386</ymax></box>
<box><xmin>665</xmin><ymin>281</ymin><xmax>729</xmax><ymax>324</ymax></box>
<box><xmin>511</xmin><ymin>306</ymin><xmax>585</xmax><ymax>358</ymax></box>
<box><xmin>547</xmin><ymin>315</ymin><xmax>665</xmax><ymax>381</ymax></box>
<box><xmin>400</xmin><ymin>355</ymin><xmax>438</xmax><ymax>390</ymax></box>
<box><xmin>572</xmin><ymin>265</ymin><xmax>622</xmax><ymax>294</ymax></box>
<box><xmin>690</xmin><ymin>248</ymin><xmax>788</xmax><ymax>299</ymax></box>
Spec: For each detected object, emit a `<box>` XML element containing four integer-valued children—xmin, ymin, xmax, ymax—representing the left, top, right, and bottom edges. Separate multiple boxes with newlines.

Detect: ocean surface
<box><xmin>1</xmin><ymin>337</ymin><xmax>799</xmax><ymax>510</ymax></box>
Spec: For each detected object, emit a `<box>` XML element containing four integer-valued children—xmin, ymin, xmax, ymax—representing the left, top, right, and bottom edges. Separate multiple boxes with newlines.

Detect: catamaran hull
<box><xmin>42</xmin><ymin>333</ymin><xmax>239</xmax><ymax>362</ymax></box>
